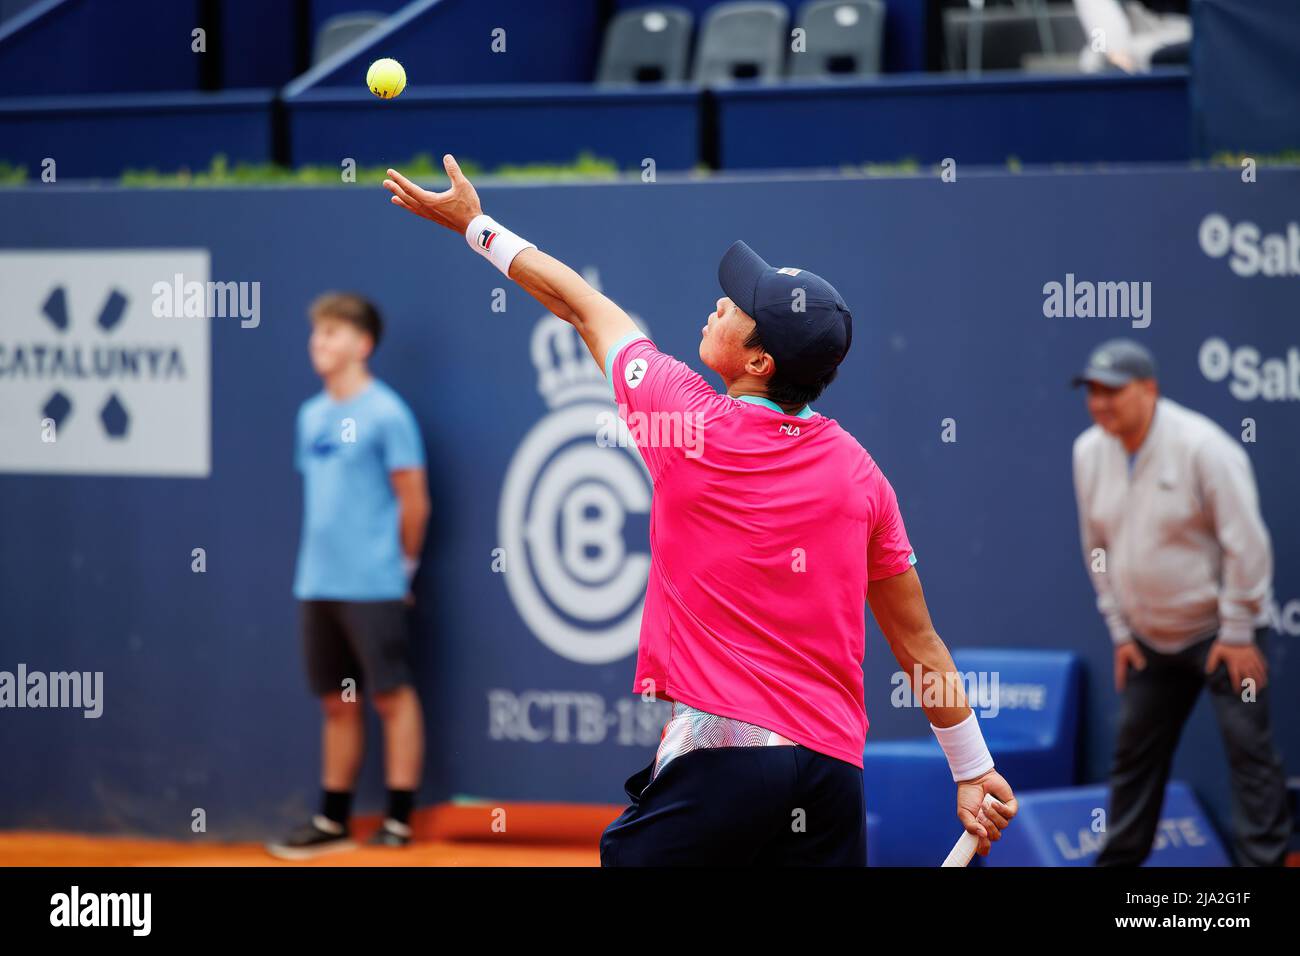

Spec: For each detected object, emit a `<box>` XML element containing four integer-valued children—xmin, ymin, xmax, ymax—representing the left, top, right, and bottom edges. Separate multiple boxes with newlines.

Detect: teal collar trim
<box><xmin>736</xmin><ymin>394</ymin><xmax>814</xmax><ymax>419</ymax></box>
<box><xmin>603</xmin><ymin>331</ymin><xmax>651</xmax><ymax>398</ymax></box>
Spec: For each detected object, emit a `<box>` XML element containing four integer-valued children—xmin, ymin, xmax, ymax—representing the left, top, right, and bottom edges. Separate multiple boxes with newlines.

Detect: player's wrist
<box><xmin>930</xmin><ymin>711</ymin><xmax>994</xmax><ymax>783</ymax></box>
<box><xmin>465</xmin><ymin>214</ymin><xmax>536</xmax><ymax>277</ymax></box>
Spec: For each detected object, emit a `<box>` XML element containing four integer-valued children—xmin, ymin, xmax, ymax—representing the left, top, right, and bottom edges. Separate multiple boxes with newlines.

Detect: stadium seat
<box><xmin>597</xmin><ymin>6</ymin><xmax>695</xmax><ymax>84</ymax></box>
<box><xmin>863</xmin><ymin>648</ymin><xmax>1084</xmax><ymax>865</ymax></box>
<box><xmin>692</xmin><ymin>1</ymin><xmax>789</xmax><ymax>83</ymax></box>
<box><xmin>982</xmin><ymin>782</ymin><xmax>1232</xmax><ymax>866</ymax></box>
<box><xmin>943</xmin><ymin>3</ymin><xmax>1086</xmax><ymax>73</ymax></box>
<box><xmin>313</xmin><ymin>11</ymin><xmax>386</xmax><ymax>66</ymax></box>
<box><xmin>788</xmin><ymin>0</ymin><xmax>885</xmax><ymax>78</ymax></box>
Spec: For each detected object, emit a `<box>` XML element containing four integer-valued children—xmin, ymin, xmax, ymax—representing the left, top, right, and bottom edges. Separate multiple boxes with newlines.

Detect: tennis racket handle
<box><xmin>941</xmin><ymin>793</ymin><xmax>998</xmax><ymax>867</ymax></box>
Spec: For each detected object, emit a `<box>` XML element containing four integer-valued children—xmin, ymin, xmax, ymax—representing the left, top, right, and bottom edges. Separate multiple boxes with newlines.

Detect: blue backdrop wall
<box><xmin>1192</xmin><ymin>0</ymin><xmax>1300</xmax><ymax>157</ymax></box>
<box><xmin>0</xmin><ymin>0</ymin><xmax>203</xmax><ymax>94</ymax></box>
<box><xmin>0</xmin><ymin>168</ymin><xmax>1296</xmax><ymax>842</ymax></box>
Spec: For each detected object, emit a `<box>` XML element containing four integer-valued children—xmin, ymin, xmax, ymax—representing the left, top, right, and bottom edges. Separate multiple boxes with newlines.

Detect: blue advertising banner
<box><xmin>0</xmin><ymin>167</ymin><xmax>1296</xmax><ymax>842</ymax></box>
<box><xmin>985</xmin><ymin>782</ymin><xmax>1232</xmax><ymax>867</ymax></box>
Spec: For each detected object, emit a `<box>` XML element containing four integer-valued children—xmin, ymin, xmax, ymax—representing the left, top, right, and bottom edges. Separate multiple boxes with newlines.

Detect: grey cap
<box><xmin>1072</xmin><ymin>339</ymin><xmax>1157</xmax><ymax>388</ymax></box>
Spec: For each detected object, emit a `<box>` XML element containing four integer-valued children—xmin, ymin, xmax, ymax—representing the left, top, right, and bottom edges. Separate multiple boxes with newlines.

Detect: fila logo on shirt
<box><xmin>477</xmin><ymin>228</ymin><xmax>498</xmax><ymax>251</ymax></box>
<box><xmin>624</xmin><ymin>358</ymin><xmax>647</xmax><ymax>389</ymax></box>
<box><xmin>779</xmin><ymin>423</ymin><xmax>800</xmax><ymax>436</ymax></box>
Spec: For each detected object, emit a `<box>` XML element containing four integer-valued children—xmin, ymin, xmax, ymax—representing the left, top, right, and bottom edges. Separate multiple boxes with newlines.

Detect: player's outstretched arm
<box><xmin>867</xmin><ymin>567</ymin><xmax>1018</xmax><ymax>855</ymax></box>
<box><xmin>383</xmin><ymin>155</ymin><xmax>639</xmax><ymax>370</ymax></box>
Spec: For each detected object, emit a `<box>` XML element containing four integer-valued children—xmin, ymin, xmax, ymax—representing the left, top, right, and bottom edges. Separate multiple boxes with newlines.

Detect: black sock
<box><xmin>321</xmin><ymin>790</ymin><xmax>353</xmax><ymax>826</ymax></box>
<box><xmin>386</xmin><ymin>789</ymin><xmax>415</xmax><ymax>825</ymax></box>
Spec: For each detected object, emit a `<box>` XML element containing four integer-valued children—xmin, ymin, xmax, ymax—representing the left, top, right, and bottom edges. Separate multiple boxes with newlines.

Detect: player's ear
<box><xmin>746</xmin><ymin>351</ymin><xmax>775</xmax><ymax>379</ymax></box>
<box><xmin>740</xmin><ymin>316</ymin><xmax>769</xmax><ymax>374</ymax></box>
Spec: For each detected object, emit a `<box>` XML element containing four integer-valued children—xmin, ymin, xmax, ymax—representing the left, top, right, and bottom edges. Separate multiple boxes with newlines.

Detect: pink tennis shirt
<box><xmin>607</xmin><ymin>334</ymin><xmax>916</xmax><ymax>768</ymax></box>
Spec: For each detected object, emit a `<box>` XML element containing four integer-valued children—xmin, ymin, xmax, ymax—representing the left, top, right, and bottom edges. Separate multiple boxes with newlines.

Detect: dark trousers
<box><xmin>1096</xmin><ymin>628</ymin><xmax>1291</xmax><ymax>867</ymax></box>
<box><xmin>600</xmin><ymin>745</ymin><xmax>866</xmax><ymax>866</ymax></box>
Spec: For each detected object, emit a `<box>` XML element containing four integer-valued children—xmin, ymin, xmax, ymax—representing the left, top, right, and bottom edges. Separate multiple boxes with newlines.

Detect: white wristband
<box><xmin>465</xmin><ymin>214</ymin><xmax>536</xmax><ymax>277</ymax></box>
<box><xmin>403</xmin><ymin>556</ymin><xmax>418</xmax><ymax>583</ymax></box>
<box><xmin>931</xmin><ymin>711</ymin><xmax>994</xmax><ymax>782</ymax></box>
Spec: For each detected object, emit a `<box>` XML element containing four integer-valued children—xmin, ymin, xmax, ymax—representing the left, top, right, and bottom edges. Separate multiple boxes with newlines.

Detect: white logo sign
<box><xmin>0</xmin><ymin>250</ymin><xmax>211</xmax><ymax>476</ymax></box>
<box><xmin>624</xmin><ymin>357</ymin><xmax>647</xmax><ymax>389</ymax></box>
<box><xmin>1267</xmin><ymin>597</ymin><xmax>1300</xmax><ymax>636</ymax></box>
<box><xmin>498</xmin><ymin>290</ymin><xmax>652</xmax><ymax>664</ymax></box>
<box><xmin>1198</xmin><ymin>337</ymin><xmax>1300</xmax><ymax>402</ymax></box>
<box><xmin>1198</xmin><ymin>213</ymin><xmax>1300</xmax><ymax>278</ymax></box>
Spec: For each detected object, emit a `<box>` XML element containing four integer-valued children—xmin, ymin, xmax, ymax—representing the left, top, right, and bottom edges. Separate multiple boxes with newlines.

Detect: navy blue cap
<box><xmin>1072</xmin><ymin>339</ymin><xmax>1158</xmax><ymax>388</ymax></box>
<box><xmin>718</xmin><ymin>241</ymin><xmax>852</xmax><ymax>386</ymax></box>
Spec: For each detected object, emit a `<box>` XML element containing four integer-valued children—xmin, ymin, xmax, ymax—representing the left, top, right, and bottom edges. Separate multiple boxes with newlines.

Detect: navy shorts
<box><xmin>600</xmin><ymin>744</ymin><xmax>866</xmax><ymax>866</ymax></box>
<box><xmin>299</xmin><ymin>599</ymin><xmax>413</xmax><ymax>697</ymax></box>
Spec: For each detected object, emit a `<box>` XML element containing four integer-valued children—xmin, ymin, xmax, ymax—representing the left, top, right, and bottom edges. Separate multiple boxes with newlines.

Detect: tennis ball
<box><xmin>367</xmin><ymin>58</ymin><xmax>406</xmax><ymax>99</ymax></box>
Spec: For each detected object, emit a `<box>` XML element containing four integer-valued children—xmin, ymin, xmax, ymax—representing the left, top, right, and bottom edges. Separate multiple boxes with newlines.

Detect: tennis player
<box><xmin>384</xmin><ymin>156</ymin><xmax>1017</xmax><ymax>865</ymax></box>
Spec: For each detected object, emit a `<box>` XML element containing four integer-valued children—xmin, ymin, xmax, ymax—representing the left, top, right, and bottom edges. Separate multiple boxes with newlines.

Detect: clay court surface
<box><xmin>0</xmin><ymin>803</ymin><xmax>614</xmax><ymax>867</ymax></box>
<box><xmin>6</xmin><ymin>802</ymin><xmax>1296</xmax><ymax>867</ymax></box>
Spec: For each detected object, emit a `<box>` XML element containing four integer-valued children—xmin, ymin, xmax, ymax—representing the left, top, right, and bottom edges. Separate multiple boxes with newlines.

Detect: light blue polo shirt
<box><xmin>293</xmin><ymin>379</ymin><xmax>424</xmax><ymax>601</ymax></box>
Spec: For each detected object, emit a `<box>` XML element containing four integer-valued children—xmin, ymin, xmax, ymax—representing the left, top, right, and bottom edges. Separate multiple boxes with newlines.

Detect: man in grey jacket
<box><xmin>1071</xmin><ymin>339</ymin><xmax>1290</xmax><ymax>866</ymax></box>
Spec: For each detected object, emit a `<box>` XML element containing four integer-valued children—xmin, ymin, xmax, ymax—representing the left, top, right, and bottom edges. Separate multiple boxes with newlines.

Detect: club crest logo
<box><xmin>497</xmin><ymin>275</ymin><xmax>652</xmax><ymax>664</ymax></box>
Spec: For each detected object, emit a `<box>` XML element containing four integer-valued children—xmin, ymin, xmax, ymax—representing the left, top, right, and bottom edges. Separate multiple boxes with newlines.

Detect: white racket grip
<box><xmin>941</xmin><ymin>793</ymin><xmax>998</xmax><ymax>867</ymax></box>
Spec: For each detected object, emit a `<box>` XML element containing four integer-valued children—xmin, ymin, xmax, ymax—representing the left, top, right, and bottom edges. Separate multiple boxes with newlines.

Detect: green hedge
<box><xmin>1</xmin><ymin>151</ymin><xmax>1295</xmax><ymax>187</ymax></box>
<box><xmin>0</xmin><ymin>152</ymin><xmax>624</xmax><ymax>186</ymax></box>
<box><xmin>118</xmin><ymin>152</ymin><xmax>622</xmax><ymax>187</ymax></box>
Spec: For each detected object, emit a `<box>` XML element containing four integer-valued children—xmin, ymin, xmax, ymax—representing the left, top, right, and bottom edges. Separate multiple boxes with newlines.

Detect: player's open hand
<box><xmin>957</xmin><ymin>771</ymin><xmax>1017</xmax><ymax>857</ymax></box>
<box><xmin>384</xmin><ymin>154</ymin><xmax>482</xmax><ymax>234</ymax></box>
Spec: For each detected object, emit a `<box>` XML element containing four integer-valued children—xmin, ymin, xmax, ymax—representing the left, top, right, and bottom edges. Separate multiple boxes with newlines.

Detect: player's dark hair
<box><xmin>309</xmin><ymin>292</ymin><xmax>383</xmax><ymax>350</ymax></box>
<box><xmin>744</xmin><ymin>326</ymin><xmax>839</xmax><ymax>409</ymax></box>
